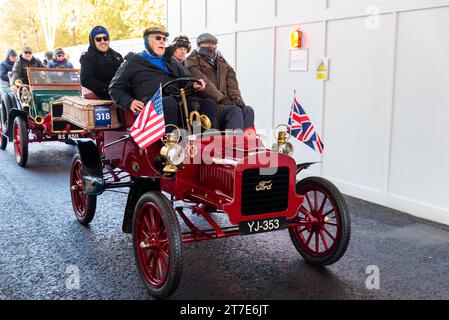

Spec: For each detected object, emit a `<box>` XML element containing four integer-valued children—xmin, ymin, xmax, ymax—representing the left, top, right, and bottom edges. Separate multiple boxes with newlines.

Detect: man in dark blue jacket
<box><xmin>0</xmin><ymin>49</ymin><xmax>17</xmax><ymax>87</ymax></box>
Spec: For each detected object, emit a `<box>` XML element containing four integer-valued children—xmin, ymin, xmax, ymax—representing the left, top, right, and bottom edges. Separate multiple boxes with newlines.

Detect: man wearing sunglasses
<box><xmin>11</xmin><ymin>46</ymin><xmax>44</xmax><ymax>90</ymax></box>
<box><xmin>47</xmin><ymin>48</ymin><xmax>74</xmax><ymax>69</ymax></box>
<box><xmin>109</xmin><ymin>27</ymin><xmax>216</xmax><ymax>132</ymax></box>
<box><xmin>80</xmin><ymin>26</ymin><xmax>124</xmax><ymax>99</ymax></box>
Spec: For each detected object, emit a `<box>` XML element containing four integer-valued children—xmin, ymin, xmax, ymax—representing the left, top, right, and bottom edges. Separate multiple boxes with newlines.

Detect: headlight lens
<box><xmin>166</xmin><ymin>144</ymin><xmax>185</xmax><ymax>166</ymax></box>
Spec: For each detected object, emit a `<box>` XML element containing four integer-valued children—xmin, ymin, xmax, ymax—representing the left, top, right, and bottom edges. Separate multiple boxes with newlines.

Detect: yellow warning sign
<box><xmin>316</xmin><ymin>57</ymin><xmax>329</xmax><ymax>80</ymax></box>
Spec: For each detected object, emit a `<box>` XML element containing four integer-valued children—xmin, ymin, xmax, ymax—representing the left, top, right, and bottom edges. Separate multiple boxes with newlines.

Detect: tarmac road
<box><xmin>1</xmin><ymin>142</ymin><xmax>448</xmax><ymax>300</ymax></box>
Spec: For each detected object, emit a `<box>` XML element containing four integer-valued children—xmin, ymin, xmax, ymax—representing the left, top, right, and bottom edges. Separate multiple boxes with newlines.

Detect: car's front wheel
<box><xmin>13</xmin><ymin>117</ymin><xmax>28</xmax><ymax>167</ymax></box>
<box><xmin>70</xmin><ymin>153</ymin><xmax>97</xmax><ymax>225</ymax></box>
<box><xmin>133</xmin><ymin>191</ymin><xmax>183</xmax><ymax>299</ymax></box>
<box><xmin>288</xmin><ymin>176</ymin><xmax>351</xmax><ymax>266</ymax></box>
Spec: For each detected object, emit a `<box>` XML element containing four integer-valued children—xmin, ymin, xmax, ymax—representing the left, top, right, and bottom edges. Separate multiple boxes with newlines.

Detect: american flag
<box><xmin>129</xmin><ymin>87</ymin><xmax>165</xmax><ymax>150</ymax></box>
<box><xmin>288</xmin><ymin>96</ymin><xmax>324</xmax><ymax>154</ymax></box>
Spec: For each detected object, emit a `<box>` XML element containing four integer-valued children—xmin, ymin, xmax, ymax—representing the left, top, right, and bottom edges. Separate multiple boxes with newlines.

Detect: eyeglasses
<box><xmin>151</xmin><ymin>35</ymin><xmax>167</xmax><ymax>42</ymax></box>
<box><xmin>24</xmin><ymin>51</ymin><xmax>32</xmax><ymax>54</ymax></box>
<box><xmin>95</xmin><ymin>36</ymin><xmax>110</xmax><ymax>42</ymax></box>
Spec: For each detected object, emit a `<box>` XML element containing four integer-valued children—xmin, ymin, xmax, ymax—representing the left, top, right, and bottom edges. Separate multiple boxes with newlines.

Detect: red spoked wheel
<box><xmin>288</xmin><ymin>176</ymin><xmax>350</xmax><ymax>266</ymax></box>
<box><xmin>133</xmin><ymin>191</ymin><xmax>183</xmax><ymax>299</ymax></box>
<box><xmin>13</xmin><ymin>117</ymin><xmax>28</xmax><ymax>167</ymax></box>
<box><xmin>70</xmin><ymin>153</ymin><xmax>96</xmax><ymax>225</ymax></box>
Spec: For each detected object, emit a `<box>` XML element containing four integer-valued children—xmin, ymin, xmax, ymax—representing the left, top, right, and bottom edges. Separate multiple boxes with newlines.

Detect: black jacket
<box><xmin>109</xmin><ymin>52</ymin><xmax>191</xmax><ymax>110</ymax></box>
<box><xmin>1</xmin><ymin>59</ymin><xmax>14</xmax><ymax>82</ymax></box>
<box><xmin>11</xmin><ymin>55</ymin><xmax>44</xmax><ymax>85</ymax></box>
<box><xmin>80</xmin><ymin>39</ymin><xmax>123</xmax><ymax>99</ymax></box>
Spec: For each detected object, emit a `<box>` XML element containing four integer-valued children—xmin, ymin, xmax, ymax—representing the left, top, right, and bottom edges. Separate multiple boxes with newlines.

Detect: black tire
<box><xmin>3</xmin><ymin>92</ymin><xmax>15</xmax><ymax>114</ymax></box>
<box><xmin>288</xmin><ymin>176</ymin><xmax>351</xmax><ymax>266</ymax></box>
<box><xmin>132</xmin><ymin>191</ymin><xmax>183</xmax><ymax>299</ymax></box>
<box><xmin>13</xmin><ymin>116</ymin><xmax>28</xmax><ymax>167</ymax></box>
<box><xmin>70</xmin><ymin>153</ymin><xmax>97</xmax><ymax>225</ymax></box>
<box><xmin>0</xmin><ymin>112</ymin><xmax>8</xmax><ymax>150</ymax></box>
<box><xmin>0</xmin><ymin>103</ymin><xmax>7</xmax><ymax>150</ymax></box>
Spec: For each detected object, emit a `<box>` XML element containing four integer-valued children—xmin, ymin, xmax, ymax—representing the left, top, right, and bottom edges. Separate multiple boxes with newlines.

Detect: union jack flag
<box><xmin>288</xmin><ymin>96</ymin><xmax>324</xmax><ymax>154</ymax></box>
<box><xmin>130</xmin><ymin>87</ymin><xmax>165</xmax><ymax>150</ymax></box>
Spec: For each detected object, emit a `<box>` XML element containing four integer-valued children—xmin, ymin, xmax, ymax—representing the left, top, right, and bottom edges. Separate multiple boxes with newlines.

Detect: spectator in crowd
<box><xmin>47</xmin><ymin>48</ymin><xmax>74</xmax><ymax>69</ymax></box>
<box><xmin>165</xmin><ymin>35</ymin><xmax>191</xmax><ymax>64</ymax></box>
<box><xmin>185</xmin><ymin>33</ymin><xmax>255</xmax><ymax>131</ymax></box>
<box><xmin>43</xmin><ymin>51</ymin><xmax>54</xmax><ymax>67</ymax></box>
<box><xmin>109</xmin><ymin>27</ymin><xmax>216</xmax><ymax>132</ymax></box>
<box><xmin>11</xmin><ymin>46</ymin><xmax>44</xmax><ymax>88</ymax></box>
<box><xmin>0</xmin><ymin>49</ymin><xmax>17</xmax><ymax>87</ymax></box>
<box><xmin>80</xmin><ymin>26</ymin><xmax>123</xmax><ymax>99</ymax></box>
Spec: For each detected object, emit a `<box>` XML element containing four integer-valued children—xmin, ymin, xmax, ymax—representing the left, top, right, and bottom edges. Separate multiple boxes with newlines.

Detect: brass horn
<box><xmin>189</xmin><ymin>111</ymin><xmax>212</xmax><ymax>130</ymax></box>
<box><xmin>34</xmin><ymin>116</ymin><xmax>44</xmax><ymax>125</ymax></box>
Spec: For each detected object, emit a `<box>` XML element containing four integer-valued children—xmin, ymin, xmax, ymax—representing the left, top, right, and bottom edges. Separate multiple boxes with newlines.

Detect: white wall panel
<box><xmin>276</xmin><ymin>0</ymin><xmax>326</xmax><ymax>17</ymax></box>
<box><xmin>237</xmin><ymin>0</ymin><xmax>274</xmax><ymax>23</ymax></box>
<box><xmin>273</xmin><ymin>22</ymin><xmax>325</xmax><ymax>174</ymax></box>
<box><xmin>389</xmin><ymin>8</ymin><xmax>449</xmax><ymax>210</ymax></box>
<box><xmin>328</xmin><ymin>0</ymin><xmax>379</xmax><ymax>8</ymax></box>
<box><xmin>323</xmin><ymin>15</ymin><xmax>395</xmax><ymax>192</ymax></box>
<box><xmin>236</xmin><ymin>29</ymin><xmax>274</xmax><ymax>132</ymax></box>
<box><xmin>181</xmin><ymin>0</ymin><xmax>206</xmax><ymax>36</ymax></box>
<box><xmin>206</xmin><ymin>0</ymin><xmax>236</xmax><ymax>30</ymax></box>
<box><xmin>167</xmin><ymin>0</ymin><xmax>181</xmax><ymax>36</ymax></box>
<box><xmin>216</xmin><ymin>34</ymin><xmax>236</xmax><ymax>69</ymax></box>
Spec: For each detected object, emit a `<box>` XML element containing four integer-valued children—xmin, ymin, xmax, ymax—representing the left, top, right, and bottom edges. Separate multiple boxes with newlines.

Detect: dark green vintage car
<box><xmin>0</xmin><ymin>68</ymin><xmax>95</xmax><ymax>167</ymax></box>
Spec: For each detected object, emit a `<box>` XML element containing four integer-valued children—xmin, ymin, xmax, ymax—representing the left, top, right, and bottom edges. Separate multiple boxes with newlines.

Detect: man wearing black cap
<box><xmin>109</xmin><ymin>27</ymin><xmax>216</xmax><ymax>132</ymax></box>
<box><xmin>80</xmin><ymin>26</ymin><xmax>124</xmax><ymax>99</ymax></box>
<box><xmin>0</xmin><ymin>49</ymin><xmax>17</xmax><ymax>87</ymax></box>
<box><xmin>47</xmin><ymin>48</ymin><xmax>74</xmax><ymax>69</ymax></box>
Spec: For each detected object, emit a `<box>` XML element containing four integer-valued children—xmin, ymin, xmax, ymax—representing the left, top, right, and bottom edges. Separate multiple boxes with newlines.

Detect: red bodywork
<box><xmin>100</xmin><ymin>112</ymin><xmax>304</xmax><ymax>243</ymax></box>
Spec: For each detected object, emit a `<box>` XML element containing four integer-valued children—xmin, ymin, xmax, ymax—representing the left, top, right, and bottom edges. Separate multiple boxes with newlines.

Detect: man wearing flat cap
<box><xmin>109</xmin><ymin>27</ymin><xmax>216</xmax><ymax>132</ymax></box>
<box><xmin>185</xmin><ymin>33</ymin><xmax>255</xmax><ymax>131</ymax></box>
<box><xmin>11</xmin><ymin>46</ymin><xmax>44</xmax><ymax>88</ymax></box>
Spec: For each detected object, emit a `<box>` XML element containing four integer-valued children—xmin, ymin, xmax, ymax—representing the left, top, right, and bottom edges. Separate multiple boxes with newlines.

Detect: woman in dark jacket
<box><xmin>80</xmin><ymin>26</ymin><xmax>123</xmax><ymax>99</ymax></box>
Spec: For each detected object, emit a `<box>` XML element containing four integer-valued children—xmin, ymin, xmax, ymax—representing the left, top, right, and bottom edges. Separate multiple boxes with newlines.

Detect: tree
<box><xmin>0</xmin><ymin>0</ymin><xmax>166</xmax><ymax>55</ymax></box>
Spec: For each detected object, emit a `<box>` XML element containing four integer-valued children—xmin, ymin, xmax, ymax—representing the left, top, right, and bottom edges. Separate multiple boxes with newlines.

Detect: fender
<box><xmin>69</xmin><ymin>138</ymin><xmax>104</xmax><ymax>196</ymax></box>
<box><xmin>296</xmin><ymin>162</ymin><xmax>320</xmax><ymax>174</ymax></box>
<box><xmin>7</xmin><ymin>109</ymin><xmax>28</xmax><ymax>142</ymax></box>
<box><xmin>122</xmin><ymin>177</ymin><xmax>161</xmax><ymax>234</ymax></box>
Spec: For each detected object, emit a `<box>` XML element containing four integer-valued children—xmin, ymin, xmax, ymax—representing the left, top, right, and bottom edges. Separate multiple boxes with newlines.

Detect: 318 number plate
<box><xmin>239</xmin><ymin>217</ymin><xmax>286</xmax><ymax>235</ymax></box>
<box><xmin>94</xmin><ymin>106</ymin><xmax>111</xmax><ymax>128</ymax></box>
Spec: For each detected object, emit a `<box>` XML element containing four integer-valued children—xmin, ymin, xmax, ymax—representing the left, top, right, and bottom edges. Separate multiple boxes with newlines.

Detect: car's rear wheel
<box><xmin>70</xmin><ymin>153</ymin><xmax>97</xmax><ymax>225</ymax></box>
<box><xmin>13</xmin><ymin>116</ymin><xmax>28</xmax><ymax>167</ymax></box>
<box><xmin>133</xmin><ymin>191</ymin><xmax>183</xmax><ymax>299</ymax></box>
<box><xmin>288</xmin><ymin>176</ymin><xmax>350</xmax><ymax>266</ymax></box>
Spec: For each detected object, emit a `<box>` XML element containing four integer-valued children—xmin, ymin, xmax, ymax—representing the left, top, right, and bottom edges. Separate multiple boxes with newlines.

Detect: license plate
<box><xmin>57</xmin><ymin>133</ymin><xmax>80</xmax><ymax>140</ymax></box>
<box><xmin>94</xmin><ymin>106</ymin><xmax>112</xmax><ymax>128</ymax></box>
<box><xmin>239</xmin><ymin>217</ymin><xmax>286</xmax><ymax>235</ymax></box>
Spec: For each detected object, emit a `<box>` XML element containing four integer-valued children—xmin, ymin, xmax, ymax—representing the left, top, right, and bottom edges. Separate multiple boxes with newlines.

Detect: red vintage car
<box><xmin>68</xmin><ymin>78</ymin><xmax>350</xmax><ymax>299</ymax></box>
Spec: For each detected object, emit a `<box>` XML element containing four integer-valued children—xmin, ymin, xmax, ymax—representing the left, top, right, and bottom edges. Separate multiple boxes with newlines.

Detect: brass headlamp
<box><xmin>272</xmin><ymin>124</ymin><xmax>294</xmax><ymax>156</ymax></box>
<box><xmin>160</xmin><ymin>125</ymin><xmax>185</xmax><ymax>173</ymax></box>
